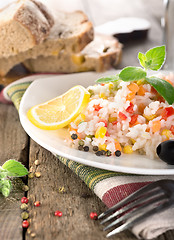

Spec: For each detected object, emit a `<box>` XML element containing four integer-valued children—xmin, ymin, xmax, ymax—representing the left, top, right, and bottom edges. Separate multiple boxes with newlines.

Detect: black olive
<box><xmin>156</xmin><ymin>140</ymin><xmax>174</xmax><ymax>165</ymax></box>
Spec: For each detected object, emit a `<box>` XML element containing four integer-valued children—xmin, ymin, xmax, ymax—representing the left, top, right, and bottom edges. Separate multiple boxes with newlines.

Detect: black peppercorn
<box><xmin>83</xmin><ymin>146</ymin><xmax>89</xmax><ymax>152</ymax></box>
<box><xmin>115</xmin><ymin>150</ymin><xmax>121</xmax><ymax>157</ymax></box>
<box><xmin>71</xmin><ymin>133</ymin><xmax>78</xmax><ymax>140</ymax></box>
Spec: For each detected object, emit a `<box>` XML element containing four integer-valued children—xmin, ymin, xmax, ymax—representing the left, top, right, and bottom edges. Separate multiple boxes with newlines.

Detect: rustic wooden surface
<box><xmin>0</xmin><ymin>0</ymin><xmax>174</xmax><ymax>240</ymax></box>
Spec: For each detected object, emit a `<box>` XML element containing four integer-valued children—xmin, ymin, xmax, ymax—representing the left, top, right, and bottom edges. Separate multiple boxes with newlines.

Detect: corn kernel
<box><xmin>128</xmin><ymin>83</ymin><xmax>139</xmax><ymax>93</ymax></box>
<box><xmin>95</xmin><ymin>126</ymin><xmax>107</xmax><ymax>138</ymax></box>
<box><xmin>123</xmin><ymin>145</ymin><xmax>133</xmax><ymax>154</ymax></box>
<box><xmin>73</xmin><ymin>113</ymin><xmax>86</xmax><ymax>125</ymax></box>
<box><xmin>109</xmin><ymin>83</ymin><xmax>114</xmax><ymax>90</ymax></box>
<box><xmin>99</xmin><ymin>144</ymin><xmax>107</xmax><ymax>151</ymax></box>
<box><xmin>143</xmin><ymin>114</ymin><xmax>156</xmax><ymax>121</ymax></box>
<box><xmin>137</xmin><ymin>79</ymin><xmax>146</xmax><ymax>86</ymax></box>
<box><xmin>108</xmin><ymin>116</ymin><xmax>117</xmax><ymax>123</ymax></box>
<box><xmin>71</xmin><ymin>55</ymin><xmax>85</xmax><ymax>65</ymax></box>
<box><xmin>131</xmin><ymin>138</ymin><xmax>136</xmax><ymax>144</ymax></box>
<box><xmin>99</xmin><ymin>93</ymin><xmax>107</xmax><ymax>99</ymax></box>
<box><xmin>161</xmin><ymin>129</ymin><xmax>172</xmax><ymax>139</ymax></box>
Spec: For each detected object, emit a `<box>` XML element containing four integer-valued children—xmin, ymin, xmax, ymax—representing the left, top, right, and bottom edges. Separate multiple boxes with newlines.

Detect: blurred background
<box><xmin>0</xmin><ymin>0</ymin><xmax>165</xmax><ymax>68</ymax></box>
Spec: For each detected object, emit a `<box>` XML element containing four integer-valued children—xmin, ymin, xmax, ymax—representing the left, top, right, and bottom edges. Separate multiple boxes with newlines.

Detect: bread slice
<box><xmin>0</xmin><ymin>0</ymin><xmax>54</xmax><ymax>57</ymax></box>
<box><xmin>0</xmin><ymin>10</ymin><xmax>93</xmax><ymax>76</ymax></box>
<box><xmin>23</xmin><ymin>34</ymin><xmax>122</xmax><ymax>73</ymax></box>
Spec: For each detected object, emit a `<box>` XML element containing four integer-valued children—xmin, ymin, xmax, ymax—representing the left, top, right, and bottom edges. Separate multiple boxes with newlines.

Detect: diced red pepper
<box><xmin>130</xmin><ymin>114</ymin><xmax>138</xmax><ymax>125</ymax></box>
<box><xmin>101</xmin><ymin>83</ymin><xmax>105</xmax><ymax>86</ymax></box>
<box><xmin>98</xmin><ymin>119</ymin><xmax>107</xmax><ymax>127</ymax></box>
<box><xmin>170</xmin><ymin>125</ymin><xmax>174</xmax><ymax>135</ymax></box>
<box><xmin>126</xmin><ymin>102</ymin><xmax>134</xmax><ymax>114</ymax></box>
<box><xmin>112</xmin><ymin>121</ymin><xmax>118</xmax><ymax>125</ymax></box>
<box><xmin>118</xmin><ymin>112</ymin><xmax>127</xmax><ymax>120</ymax></box>
<box><xmin>94</xmin><ymin>104</ymin><xmax>102</xmax><ymax>111</ymax></box>
<box><xmin>105</xmin><ymin>131</ymin><xmax>110</xmax><ymax>137</ymax></box>
<box><xmin>161</xmin><ymin>107</ymin><xmax>174</xmax><ymax>120</ymax></box>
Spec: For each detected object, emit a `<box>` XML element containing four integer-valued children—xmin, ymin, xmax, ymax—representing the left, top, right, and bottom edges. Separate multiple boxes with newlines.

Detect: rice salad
<box><xmin>68</xmin><ymin>73</ymin><xmax>174</xmax><ymax>160</ymax></box>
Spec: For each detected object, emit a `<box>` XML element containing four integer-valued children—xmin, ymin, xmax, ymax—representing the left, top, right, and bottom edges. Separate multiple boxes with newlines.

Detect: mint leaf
<box><xmin>96</xmin><ymin>74</ymin><xmax>120</xmax><ymax>83</ymax></box>
<box><xmin>2</xmin><ymin>159</ymin><xmax>28</xmax><ymax>177</ymax></box>
<box><xmin>0</xmin><ymin>179</ymin><xmax>12</xmax><ymax>197</ymax></box>
<box><xmin>119</xmin><ymin>67</ymin><xmax>147</xmax><ymax>81</ymax></box>
<box><xmin>146</xmin><ymin>76</ymin><xmax>174</xmax><ymax>105</ymax></box>
<box><xmin>138</xmin><ymin>46</ymin><xmax>165</xmax><ymax>71</ymax></box>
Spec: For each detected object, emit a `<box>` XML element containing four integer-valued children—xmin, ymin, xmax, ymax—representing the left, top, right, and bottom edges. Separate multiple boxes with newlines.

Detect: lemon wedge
<box><xmin>27</xmin><ymin>85</ymin><xmax>90</xmax><ymax>130</ymax></box>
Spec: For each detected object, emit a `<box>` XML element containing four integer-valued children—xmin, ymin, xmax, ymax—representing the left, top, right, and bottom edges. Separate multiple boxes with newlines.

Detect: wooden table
<box><xmin>0</xmin><ymin>0</ymin><xmax>174</xmax><ymax>239</ymax></box>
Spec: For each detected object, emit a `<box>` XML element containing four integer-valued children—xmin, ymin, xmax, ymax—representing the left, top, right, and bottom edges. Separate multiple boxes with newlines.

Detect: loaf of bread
<box><xmin>0</xmin><ymin>0</ymin><xmax>54</xmax><ymax>58</ymax></box>
<box><xmin>23</xmin><ymin>34</ymin><xmax>122</xmax><ymax>73</ymax></box>
<box><xmin>0</xmin><ymin>10</ymin><xmax>94</xmax><ymax>76</ymax></box>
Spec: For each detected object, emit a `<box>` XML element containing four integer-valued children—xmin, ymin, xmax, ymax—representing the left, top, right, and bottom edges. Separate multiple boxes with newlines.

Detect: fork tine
<box><xmin>98</xmin><ymin>181</ymin><xmax>160</xmax><ymax>220</ymax></box>
<box><xmin>106</xmin><ymin>200</ymin><xmax>174</xmax><ymax>238</ymax></box>
<box><xmin>103</xmin><ymin>194</ymin><xmax>166</xmax><ymax>231</ymax></box>
<box><xmin>100</xmin><ymin>188</ymin><xmax>163</xmax><ymax>225</ymax></box>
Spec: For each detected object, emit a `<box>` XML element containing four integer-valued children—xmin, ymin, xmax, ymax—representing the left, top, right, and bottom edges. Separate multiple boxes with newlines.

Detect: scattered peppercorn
<box><xmin>22</xmin><ymin>185</ymin><xmax>29</xmax><ymax>192</ymax></box>
<box><xmin>21</xmin><ymin>203</ymin><xmax>28</xmax><ymax>211</ymax></box>
<box><xmin>28</xmin><ymin>172</ymin><xmax>35</xmax><ymax>179</ymax></box>
<box><xmin>35</xmin><ymin>172</ymin><xmax>41</xmax><ymax>178</ymax></box>
<box><xmin>21</xmin><ymin>197</ymin><xmax>29</xmax><ymax>204</ymax></box>
<box><xmin>54</xmin><ymin>211</ymin><xmax>62</xmax><ymax>217</ymax></box>
<box><xmin>21</xmin><ymin>211</ymin><xmax>29</xmax><ymax>220</ymax></box>
<box><xmin>34</xmin><ymin>160</ymin><xmax>40</xmax><ymax>166</ymax></box>
<box><xmin>96</xmin><ymin>151</ymin><xmax>102</xmax><ymax>156</ymax></box>
<box><xmin>83</xmin><ymin>146</ymin><xmax>89</xmax><ymax>152</ymax></box>
<box><xmin>115</xmin><ymin>150</ymin><xmax>121</xmax><ymax>157</ymax></box>
<box><xmin>31</xmin><ymin>233</ymin><xmax>36</xmax><ymax>238</ymax></box>
<box><xmin>105</xmin><ymin>150</ymin><xmax>112</xmax><ymax>157</ymax></box>
<box><xmin>78</xmin><ymin>140</ymin><xmax>84</xmax><ymax>146</ymax></box>
<box><xmin>71</xmin><ymin>133</ymin><xmax>78</xmax><ymax>140</ymax></box>
<box><xmin>100</xmin><ymin>150</ymin><xmax>106</xmax><ymax>156</ymax></box>
<box><xmin>78</xmin><ymin>145</ymin><xmax>83</xmax><ymax>151</ymax></box>
<box><xmin>34</xmin><ymin>201</ymin><xmax>41</xmax><ymax>207</ymax></box>
<box><xmin>93</xmin><ymin>146</ymin><xmax>99</xmax><ymax>152</ymax></box>
<box><xmin>90</xmin><ymin>212</ymin><xmax>98</xmax><ymax>220</ymax></box>
<box><xmin>22</xmin><ymin>220</ymin><xmax>29</xmax><ymax>228</ymax></box>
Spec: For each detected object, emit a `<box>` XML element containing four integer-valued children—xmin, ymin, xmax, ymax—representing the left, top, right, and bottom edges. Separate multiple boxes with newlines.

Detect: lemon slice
<box><xmin>27</xmin><ymin>85</ymin><xmax>90</xmax><ymax>130</ymax></box>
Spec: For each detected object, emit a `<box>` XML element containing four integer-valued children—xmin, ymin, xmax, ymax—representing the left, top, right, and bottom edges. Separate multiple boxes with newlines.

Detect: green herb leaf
<box><xmin>146</xmin><ymin>76</ymin><xmax>174</xmax><ymax>105</ymax></box>
<box><xmin>96</xmin><ymin>74</ymin><xmax>120</xmax><ymax>83</ymax></box>
<box><xmin>1</xmin><ymin>179</ymin><xmax>12</xmax><ymax>197</ymax></box>
<box><xmin>2</xmin><ymin>159</ymin><xmax>28</xmax><ymax>177</ymax></box>
<box><xmin>138</xmin><ymin>46</ymin><xmax>166</xmax><ymax>71</ymax></box>
<box><xmin>119</xmin><ymin>67</ymin><xmax>147</xmax><ymax>81</ymax></box>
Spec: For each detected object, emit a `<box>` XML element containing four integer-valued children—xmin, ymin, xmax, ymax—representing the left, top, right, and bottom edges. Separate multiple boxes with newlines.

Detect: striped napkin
<box><xmin>1</xmin><ymin>75</ymin><xmax>174</xmax><ymax>240</ymax></box>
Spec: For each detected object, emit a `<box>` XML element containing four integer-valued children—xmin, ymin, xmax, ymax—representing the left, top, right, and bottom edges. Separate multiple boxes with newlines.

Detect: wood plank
<box><xmin>26</xmin><ymin>140</ymin><xmax>136</xmax><ymax>240</ymax></box>
<box><xmin>0</xmin><ymin>104</ymin><xmax>29</xmax><ymax>240</ymax></box>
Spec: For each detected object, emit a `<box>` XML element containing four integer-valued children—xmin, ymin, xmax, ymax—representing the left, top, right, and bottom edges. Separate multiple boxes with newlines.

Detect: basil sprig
<box><xmin>0</xmin><ymin>159</ymin><xmax>28</xmax><ymax>197</ymax></box>
<box><xmin>96</xmin><ymin>46</ymin><xmax>174</xmax><ymax>105</ymax></box>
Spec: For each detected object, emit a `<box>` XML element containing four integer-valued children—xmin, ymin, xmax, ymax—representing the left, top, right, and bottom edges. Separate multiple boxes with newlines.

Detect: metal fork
<box><xmin>98</xmin><ymin>179</ymin><xmax>174</xmax><ymax>238</ymax></box>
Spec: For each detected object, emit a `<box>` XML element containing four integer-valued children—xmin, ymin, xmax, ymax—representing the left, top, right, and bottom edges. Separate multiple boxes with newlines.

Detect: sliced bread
<box><xmin>0</xmin><ymin>0</ymin><xmax>54</xmax><ymax>57</ymax></box>
<box><xmin>23</xmin><ymin>34</ymin><xmax>122</xmax><ymax>73</ymax></box>
<box><xmin>0</xmin><ymin>10</ymin><xmax>94</xmax><ymax>76</ymax></box>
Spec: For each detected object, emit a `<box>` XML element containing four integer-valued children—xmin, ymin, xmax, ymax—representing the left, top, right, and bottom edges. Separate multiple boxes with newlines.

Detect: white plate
<box><xmin>19</xmin><ymin>70</ymin><xmax>174</xmax><ymax>175</ymax></box>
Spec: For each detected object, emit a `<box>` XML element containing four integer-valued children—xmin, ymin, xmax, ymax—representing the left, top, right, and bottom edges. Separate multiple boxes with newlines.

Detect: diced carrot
<box><xmin>126</xmin><ymin>102</ymin><xmax>134</xmax><ymax>114</ymax></box>
<box><xmin>126</xmin><ymin>92</ymin><xmax>136</xmax><ymax>101</ymax></box>
<box><xmin>115</xmin><ymin>141</ymin><xmax>122</xmax><ymax>151</ymax></box>
<box><xmin>152</xmin><ymin>120</ymin><xmax>161</xmax><ymax>133</ymax></box>
<box><xmin>137</xmin><ymin>85</ymin><xmax>146</xmax><ymax>96</ymax></box>
<box><xmin>118</xmin><ymin>112</ymin><xmax>127</xmax><ymax>120</ymax></box>
<box><xmin>128</xmin><ymin>83</ymin><xmax>139</xmax><ymax>93</ymax></box>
